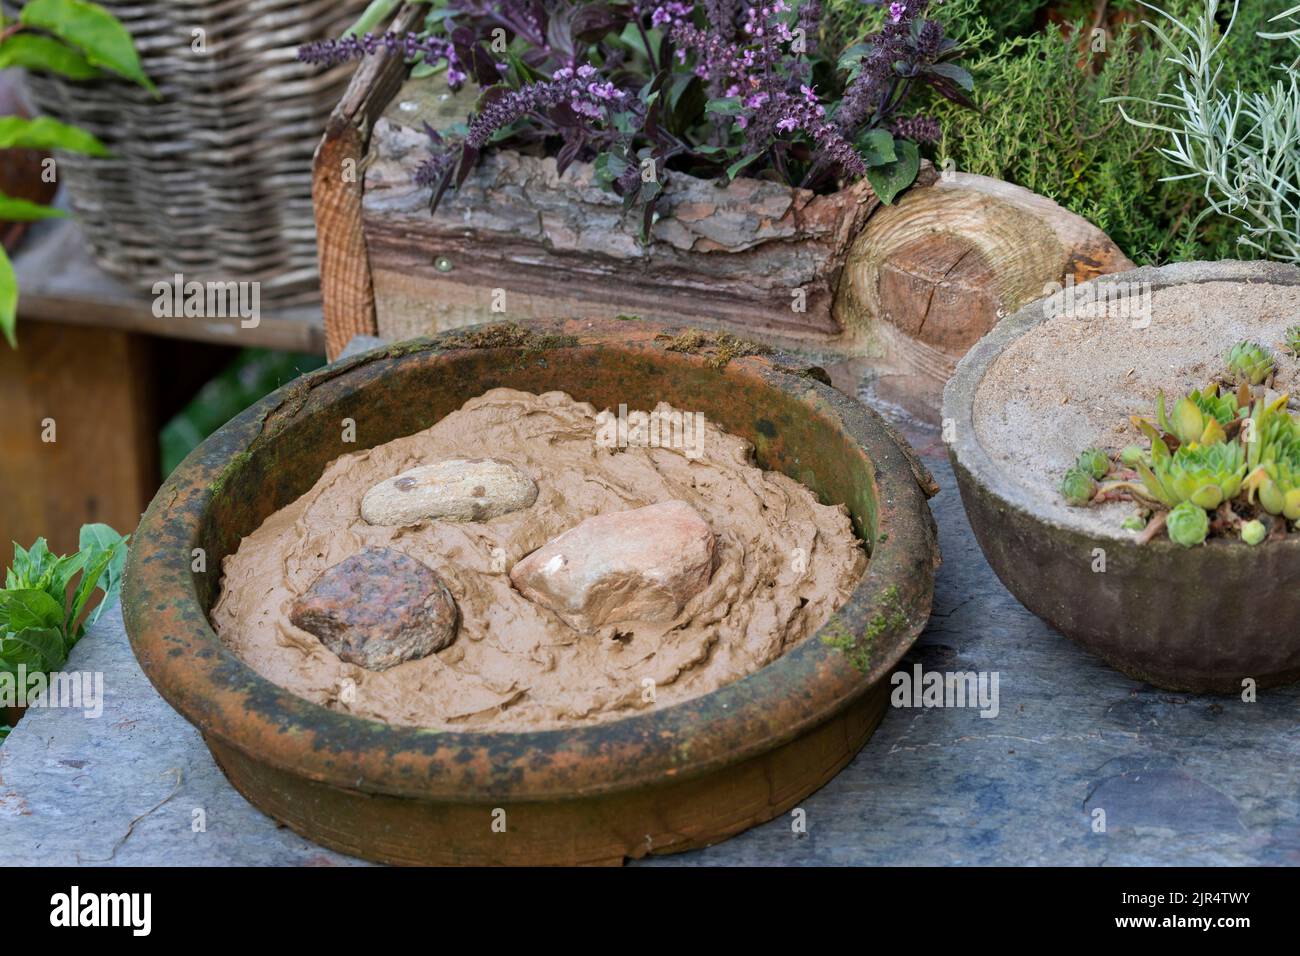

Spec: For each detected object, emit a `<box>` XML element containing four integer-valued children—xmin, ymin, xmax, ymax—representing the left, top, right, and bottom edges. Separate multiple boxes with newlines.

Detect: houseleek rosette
<box><xmin>1155</xmin><ymin>386</ymin><xmax>1238</xmax><ymax>446</ymax></box>
<box><xmin>1059</xmin><ymin>467</ymin><xmax>1097</xmax><ymax>506</ymax></box>
<box><xmin>1059</xmin><ymin>376</ymin><xmax>1300</xmax><ymax>544</ymax></box>
<box><xmin>1245</xmin><ymin>396</ymin><xmax>1300</xmax><ymax>471</ymax></box>
<box><xmin>1245</xmin><ymin>455</ymin><xmax>1300</xmax><ymax>521</ymax></box>
<box><xmin>1166</xmin><ymin>501</ymin><xmax>1210</xmax><ymax>547</ymax></box>
<box><xmin>1137</xmin><ymin>441</ymin><xmax>1246</xmax><ymax>510</ymax></box>
<box><xmin>1225</xmin><ymin>341</ymin><xmax>1275</xmax><ymax>386</ymax></box>
<box><xmin>1076</xmin><ymin>447</ymin><xmax>1110</xmax><ymax>480</ymax></box>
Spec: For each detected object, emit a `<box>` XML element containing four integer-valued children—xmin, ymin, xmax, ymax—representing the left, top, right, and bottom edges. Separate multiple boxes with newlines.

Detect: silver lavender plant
<box><xmin>1107</xmin><ymin>1</ymin><xmax>1300</xmax><ymax>264</ymax></box>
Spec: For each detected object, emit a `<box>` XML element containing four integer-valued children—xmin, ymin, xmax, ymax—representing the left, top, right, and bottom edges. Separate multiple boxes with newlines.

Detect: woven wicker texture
<box><xmin>17</xmin><ymin>0</ymin><xmax>368</xmax><ymax>305</ymax></box>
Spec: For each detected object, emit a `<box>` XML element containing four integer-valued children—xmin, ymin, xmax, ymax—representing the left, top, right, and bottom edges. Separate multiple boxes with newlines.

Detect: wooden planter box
<box><xmin>313</xmin><ymin>3</ymin><xmax>1133</xmax><ymax>417</ymax></box>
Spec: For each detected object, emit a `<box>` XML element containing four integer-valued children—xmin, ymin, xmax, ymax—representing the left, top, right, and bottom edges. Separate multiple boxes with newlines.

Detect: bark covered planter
<box><xmin>944</xmin><ymin>260</ymin><xmax>1300</xmax><ymax>693</ymax></box>
<box><xmin>123</xmin><ymin>317</ymin><xmax>940</xmax><ymax>865</ymax></box>
<box><xmin>312</xmin><ymin>4</ymin><xmax>1132</xmax><ymax>418</ymax></box>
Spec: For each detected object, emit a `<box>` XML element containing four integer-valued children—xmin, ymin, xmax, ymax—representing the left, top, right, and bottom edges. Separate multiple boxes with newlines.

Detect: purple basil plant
<box><xmin>301</xmin><ymin>0</ymin><xmax>972</xmax><ymax>235</ymax></box>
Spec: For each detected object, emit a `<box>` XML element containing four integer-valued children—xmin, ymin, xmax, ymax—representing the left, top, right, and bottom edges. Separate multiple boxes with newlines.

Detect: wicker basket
<box><xmin>15</xmin><ymin>0</ymin><xmax>367</xmax><ymax>306</ymax></box>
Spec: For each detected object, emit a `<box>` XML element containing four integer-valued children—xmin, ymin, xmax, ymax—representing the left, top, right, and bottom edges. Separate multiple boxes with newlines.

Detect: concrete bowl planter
<box><xmin>944</xmin><ymin>260</ymin><xmax>1300</xmax><ymax>693</ymax></box>
<box><xmin>123</xmin><ymin>317</ymin><xmax>939</xmax><ymax>865</ymax></box>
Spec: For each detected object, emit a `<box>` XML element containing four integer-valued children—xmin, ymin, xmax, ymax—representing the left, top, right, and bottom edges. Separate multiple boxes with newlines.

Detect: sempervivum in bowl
<box><xmin>124</xmin><ymin>317</ymin><xmax>939</xmax><ymax>865</ymax></box>
<box><xmin>944</xmin><ymin>261</ymin><xmax>1300</xmax><ymax>693</ymax></box>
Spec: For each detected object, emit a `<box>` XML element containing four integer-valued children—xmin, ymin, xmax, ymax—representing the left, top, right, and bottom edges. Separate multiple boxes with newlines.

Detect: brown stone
<box><xmin>509</xmin><ymin>500</ymin><xmax>715</xmax><ymax>633</ymax></box>
<box><xmin>289</xmin><ymin>547</ymin><xmax>457</xmax><ymax>670</ymax></box>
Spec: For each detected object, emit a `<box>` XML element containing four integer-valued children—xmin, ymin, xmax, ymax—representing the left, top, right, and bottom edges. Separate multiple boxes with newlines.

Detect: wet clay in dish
<box><xmin>211</xmin><ymin>388</ymin><xmax>866</xmax><ymax>731</ymax></box>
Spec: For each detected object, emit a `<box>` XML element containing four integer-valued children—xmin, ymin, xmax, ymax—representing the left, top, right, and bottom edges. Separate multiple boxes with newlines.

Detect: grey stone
<box><xmin>361</xmin><ymin>458</ymin><xmax>538</xmax><ymax>525</ymax></box>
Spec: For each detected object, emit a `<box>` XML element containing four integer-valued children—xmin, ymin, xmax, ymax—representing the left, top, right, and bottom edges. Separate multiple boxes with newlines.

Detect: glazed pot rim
<box><xmin>124</xmin><ymin>318</ymin><xmax>939</xmax><ymax>803</ymax></box>
<box><xmin>942</xmin><ymin>259</ymin><xmax>1300</xmax><ymax>556</ymax></box>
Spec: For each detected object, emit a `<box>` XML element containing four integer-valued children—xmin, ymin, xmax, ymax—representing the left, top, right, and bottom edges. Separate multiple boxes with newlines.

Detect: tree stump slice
<box><xmin>837</xmin><ymin>172</ymin><xmax>1134</xmax><ymax>417</ymax></box>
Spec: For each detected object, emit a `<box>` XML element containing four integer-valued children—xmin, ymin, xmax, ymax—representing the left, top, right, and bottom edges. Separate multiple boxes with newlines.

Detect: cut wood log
<box><xmin>835</xmin><ymin>172</ymin><xmax>1135</xmax><ymax>417</ymax></box>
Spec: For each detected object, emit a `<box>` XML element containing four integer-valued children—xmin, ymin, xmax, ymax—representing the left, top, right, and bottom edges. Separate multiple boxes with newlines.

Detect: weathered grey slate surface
<box><xmin>0</xmin><ymin>455</ymin><xmax>1295</xmax><ymax>866</ymax></box>
<box><xmin>0</xmin><ymin>607</ymin><xmax>367</xmax><ymax>866</ymax></box>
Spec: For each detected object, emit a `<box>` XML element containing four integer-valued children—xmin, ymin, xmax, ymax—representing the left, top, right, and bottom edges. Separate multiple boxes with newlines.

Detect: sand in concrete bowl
<box><xmin>973</xmin><ymin>278</ymin><xmax>1300</xmax><ymax>538</ymax></box>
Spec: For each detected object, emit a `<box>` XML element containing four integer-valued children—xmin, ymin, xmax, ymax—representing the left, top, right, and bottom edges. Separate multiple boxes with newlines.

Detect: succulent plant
<box><xmin>1243</xmin><ymin>394</ymin><xmax>1300</xmax><ymax>471</ymax></box>
<box><xmin>1060</xmin><ymin>467</ymin><xmax>1098</xmax><ymax>506</ymax></box>
<box><xmin>1076</xmin><ymin>447</ymin><xmax>1110</xmax><ymax>480</ymax></box>
<box><xmin>1121</xmin><ymin>513</ymin><xmax>1147</xmax><ymax>532</ymax></box>
<box><xmin>1155</xmin><ymin>387</ymin><xmax>1237</xmax><ymax>446</ymax></box>
<box><xmin>1225</xmin><ymin>340</ymin><xmax>1276</xmax><ymax>385</ymax></box>
<box><xmin>1120</xmin><ymin>444</ymin><xmax>1146</xmax><ymax>468</ymax></box>
<box><xmin>1137</xmin><ymin>441</ymin><xmax>1247</xmax><ymax>509</ymax></box>
<box><xmin>1246</xmin><ymin>454</ymin><xmax>1300</xmax><ymax>521</ymax></box>
<box><xmin>1285</xmin><ymin>325</ymin><xmax>1300</xmax><ymax>356</ymax></box>
<box><xmin>1064</xmin><ymin>360</ymin><xmax>1298</xmax><ymax>544</ymax></box>
<box><xmin>1166</xmin><ymin>500</ymin><xmax>1209</xmax><ymax>547</ymax></box>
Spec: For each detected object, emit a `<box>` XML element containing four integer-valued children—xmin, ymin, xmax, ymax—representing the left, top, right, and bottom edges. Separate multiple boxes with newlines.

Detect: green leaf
<box><xmin>865</xmin><ymin>139</ymin><xmax>919</xmax><ymax>205</ymax></box>
<box><xmin>725</xmin><ymin>152</ymin><xmax>762</xmax><ymax>181</ymax></box>
<box><xmin>612</xmin><ymin>110</ymin><xmax>637</xmax><ymax>135</ymax></box>
<box><xmin>342</xmin><ymin>0</ymin><xmax>401</xmax><ymax>38</ymax></box>
<box><xmin>8</xmin><ymin>539</ymin><xmax>42</xmax><ymax>588</ymax></box>
<box><xmin>0</xmin><ymin>33</ymin><xmax>101</xmax><ymax>80</ymax></box>
<box><xmin>0</xmin><ymin>244</ymin><xmax>16</xmax><ymax>349</ymax></box>
<box><xmin>502</xmin><ymin>49</ymin><xmax>543</xmax><ymax>86</ymax></box>
<box><xmin>0</xmin><ymin>627</ymin><xmax>66</xmax><ymax>674</ymax></box>
<box><xmin>617</xmin><ymin>22</ymin><xmax>660</xmax><ymax>63</ymax></box>
<box><xmin>705</xmin><ymin>97</ymin><xmax>743</xmax><ymax>116</ymax></box>
<box><xmin>857</xmin><ymin>129</ymin><xmax>897</xmax><ymax>167</ymax></box>
<box><xmin>593</xmin><ymin>151</ymin><xmax>629</xmax><ymax>186</ymax></box>
<box><xmin>0</xmin><ymin>588</ymin><xmax>65</xmax><ymax>634</ymax></box>
<box><xmin>666</xmin><ymin>72</ymin><xmax>694</xmax><ymax>112</ymax></box>
<box><xmin>0</xmin><ymin>116</ymin><xmax>107</xmax><ymax>156</ymax></box>
<box><xmin>79</xmin><ymin>523</ymin><xmax>125</xmax><ymax>557</ymax></box>
<box><xmin>20</xmin><ymin>0</ymin><xmax>158</xmax><ymax>96</ymax></box>
<box><xmin>69</xmin><ymin>546</ymin><xmax>113</xmax><ymax>641</ymax></box>
<box><xmin>78</xmin><ymin>524</ymin><xmax>126</xmax><ymax>629</ymax></box>
<box><xmin>0</xmin><ymin>192</ymin><xmax>65</xmax><ymax>222</ymax></box>
<box><xmin>47</xmin><ymin>552</ymin><xmax>87</xmax><ymax>608</ymax></box>
<box><xmin>837</xmin><ymin>43</ymin><xmax>871</xmax><ymax>74</ymax></box>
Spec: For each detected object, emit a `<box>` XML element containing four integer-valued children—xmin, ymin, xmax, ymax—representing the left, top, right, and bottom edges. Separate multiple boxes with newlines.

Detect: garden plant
<box><xmin>933</xmin><ymin>0</ymin><xmax>1300</xmax><ymax>265</ymax></box>
<box><xmin>1060</xmin><ymin>337</ymin><xmax>1300</xmax><ymax>547</ymax></box>
<box><xmin>0</xmin><ymin>524</ymin><xmax>127</xmax><ymax>739</ymax></box>
<box><xmin>301</xmin><ymin>0</ymin><xmax>977</xmax><ymax>234</ymax></box>
<box><xmin>1108</xmin><ymin>0</ymin><xmax>1300</xmax><ymax>264</ymax></box>
<box><xmin>0</xmin><ymin>0</ymin><xmax>154</xmax><ymax>346</ymax></box>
